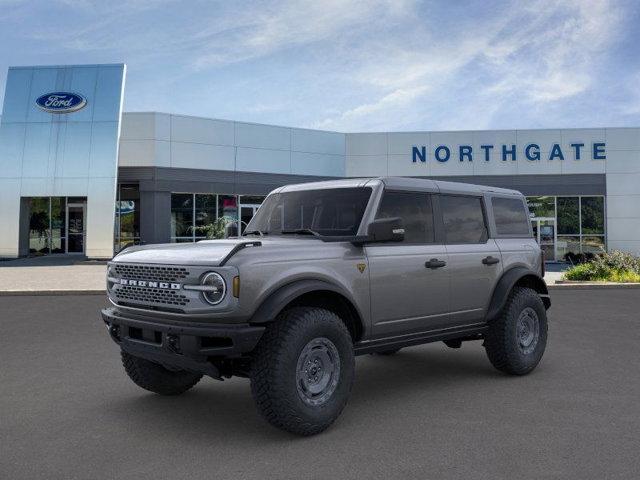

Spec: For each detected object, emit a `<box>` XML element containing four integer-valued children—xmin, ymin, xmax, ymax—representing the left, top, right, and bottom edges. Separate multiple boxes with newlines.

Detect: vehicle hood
<box><xmin>111</xmin><ymin>237</ymin><xmax>350</xmax><ymax>266</ymax></box>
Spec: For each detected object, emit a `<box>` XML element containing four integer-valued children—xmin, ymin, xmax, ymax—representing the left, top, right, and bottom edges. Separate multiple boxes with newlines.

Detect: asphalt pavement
<box><xmin>1</xmin><ymin>290</ymin><xmax>639</xmax><ymax>479</ymax></box>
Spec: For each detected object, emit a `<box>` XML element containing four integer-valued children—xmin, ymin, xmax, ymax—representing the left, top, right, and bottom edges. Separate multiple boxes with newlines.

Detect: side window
<box><xmin>441</xmin><ymin>195</ymin><xmax>487</xmax><ymax>244</ymax></box>
<box><xmin>375</xmin><ymin>191</ymin><xmax>435</xmax><ymax>244</ymax></box>
<box><xmin>492</xmin><ymin>197</ymin><xmax>531</xmax><ymax>236</ymax></box>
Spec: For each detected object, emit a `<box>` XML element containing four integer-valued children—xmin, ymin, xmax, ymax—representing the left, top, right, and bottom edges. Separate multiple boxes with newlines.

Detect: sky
<box><xmin>0</xmin><ymin>0</ymin><xmax>639</xmax><ymax>132</ymax></box>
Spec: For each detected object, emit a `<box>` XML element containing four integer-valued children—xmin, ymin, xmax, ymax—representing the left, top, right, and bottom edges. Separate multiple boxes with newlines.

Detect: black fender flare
<box><xmin>485</xmin><ymin>267</ymin><xmax>550</xmax><ymax>322</ymax></box>
<box><xmin>249</xmin><ymin>279</ymin><xmax>363</xmax><ymax>326</ymax></box>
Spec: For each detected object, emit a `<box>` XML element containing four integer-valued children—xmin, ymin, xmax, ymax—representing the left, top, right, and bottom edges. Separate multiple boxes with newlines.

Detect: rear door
<box><xmin>365</xmin><ymin>191</ymin><xmax>450</xmax><ymax>337</ymax></box>
<box><xmin>440</xmin><ymin>194</ymin><xmax>503</xmax><ymax>325</ymax></box>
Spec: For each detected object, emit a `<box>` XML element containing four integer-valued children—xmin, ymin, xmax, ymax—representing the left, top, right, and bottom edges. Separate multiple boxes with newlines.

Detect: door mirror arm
<box><xmin>362</xmin><ymin>217</ymin><xmax>405</xmax><ymax>244</ymax></box>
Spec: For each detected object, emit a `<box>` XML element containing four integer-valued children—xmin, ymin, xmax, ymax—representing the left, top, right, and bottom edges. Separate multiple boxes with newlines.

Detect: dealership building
<box><xmin>1</xmin><ymin>63</ymin><xmax>639</xmax><ymax>260</ymax></box>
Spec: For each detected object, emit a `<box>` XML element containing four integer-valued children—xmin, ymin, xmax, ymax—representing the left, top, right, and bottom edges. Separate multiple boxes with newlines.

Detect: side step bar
<box><xmin>353</xmin><ymin>324</ymin><xmax>487</xmax><ymax>355</ymax></box>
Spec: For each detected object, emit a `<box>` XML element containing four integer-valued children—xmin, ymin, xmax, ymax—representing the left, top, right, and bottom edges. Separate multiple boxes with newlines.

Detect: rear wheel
<box><xmin>484</xmin><ymin>287</ymin><xmax>548</xmax><ymax>375</ymax></box>
<box><xmin>250</xmin><ymin>307</ymin><xmax>355</xmax><ymax>436</ymax></box>
<box><xmin>121</xmin><ymin>351</ymin><xmax>202</xmax><ymax>395</ymax></box>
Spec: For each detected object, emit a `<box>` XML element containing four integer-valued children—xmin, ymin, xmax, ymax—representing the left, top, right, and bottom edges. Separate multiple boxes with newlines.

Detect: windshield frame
<box><xmin>243</xmin><ymin>186</ymin><xmax>376</xmax><ymax>239</ymax></box>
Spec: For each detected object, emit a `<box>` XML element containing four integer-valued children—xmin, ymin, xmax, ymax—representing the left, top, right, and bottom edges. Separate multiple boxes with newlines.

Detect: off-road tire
<box><xmin>484</xmin><ymin>287</ymin><xmax>548</xmax><ymax>375</ymax></box>
<box><xmin>250</xmin><ymin>307</ymin><xmax>355</xmax><ymax>436</ymax></box>
<box><xmin>121</xmin><ymin>351</ymin><xmax>202</xmax><ymax>395</ymax></box>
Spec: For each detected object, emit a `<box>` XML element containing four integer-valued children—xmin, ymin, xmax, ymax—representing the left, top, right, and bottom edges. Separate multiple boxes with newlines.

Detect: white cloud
<box><xmin>314</xmin><ymin>0</ymin><xmax>625</xmax><ymax>130</ymax></box>
<box><xmin>1</xmin><ymin>0</ymin><xmax>631</xmax><ymax>130</ymax></box>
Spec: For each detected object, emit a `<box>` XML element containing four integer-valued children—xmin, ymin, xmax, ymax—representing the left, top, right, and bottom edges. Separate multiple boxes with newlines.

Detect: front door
<box><xmin>66</xmin><ymin>203</ymin><xmax>85</xmax><ymax>254</ymax></box>
<box><xmin>531</xmin><ymin>217</ymin><xmax>556</xmax><ymax>261</ymax></box>
<box><xmin>365</xmin><ymin>191</ymin><xmax>450</xmax><ymax>337</ymax></box>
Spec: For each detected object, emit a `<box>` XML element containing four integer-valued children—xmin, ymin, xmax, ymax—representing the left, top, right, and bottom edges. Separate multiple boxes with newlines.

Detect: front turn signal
<box><xmin>232</xmin><ymin>276</ymin><xmax>240</xmax><ymax>298</ymax></box>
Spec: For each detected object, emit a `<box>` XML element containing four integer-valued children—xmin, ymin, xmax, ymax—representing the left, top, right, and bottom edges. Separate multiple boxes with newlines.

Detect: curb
<box><xmin>0</xmin><ymin>289</ymin><xmax>106</xmax><ymax>296</ymax></box>
<box><xmin>548</xmin><ymin>282</ymin><xmax>640</xmax><ymax>290</ymax></box>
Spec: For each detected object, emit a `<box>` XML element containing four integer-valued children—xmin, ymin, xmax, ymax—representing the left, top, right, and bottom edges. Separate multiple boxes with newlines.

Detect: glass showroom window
<box><xmin>28</xmin><ymin>197</ymin><xmax>53</xmax><ymax>255</ymax></box>
<box><xmin>171</xmin><ymin>193</ymin><xmax>236</xmax><ymax>242</ymax></box>
<box><xmin>527</xmin><ymin>195</ymin><xmax>606</xmax><ymax>260</ymax></box>
<box><xmin>114</xmin><ymin>184</ymin><xmax>140</xmax><ymax>253</ymax></box>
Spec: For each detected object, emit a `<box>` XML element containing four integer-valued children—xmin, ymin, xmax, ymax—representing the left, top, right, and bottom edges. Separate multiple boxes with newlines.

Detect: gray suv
<box><xmin>102</xmin><ymin>177</ymin><xmax>550</xmax><ymax>435</ymax></box>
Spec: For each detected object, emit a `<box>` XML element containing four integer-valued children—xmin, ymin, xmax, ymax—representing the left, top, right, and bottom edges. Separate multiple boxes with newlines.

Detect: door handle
<box><xmin>425</xmin><ymin>258</ymin><xmax>446</xmax><ymax>269</ymax></box>
<box><xmin>482</xmin><ymin>256</ymin><xmax>500</xmax><ymax>265</ymax></box>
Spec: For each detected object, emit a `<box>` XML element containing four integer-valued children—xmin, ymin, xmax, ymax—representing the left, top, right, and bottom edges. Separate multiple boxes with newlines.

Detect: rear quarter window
<box><xmin>492</xmin><ymin>197</ymin><xmax>531</xmax><ymax>236</ymax></box>
<box><xmin>441</xmin><ymin>195</ymin><xmax>488</xmax><ymax>244</ymax></box>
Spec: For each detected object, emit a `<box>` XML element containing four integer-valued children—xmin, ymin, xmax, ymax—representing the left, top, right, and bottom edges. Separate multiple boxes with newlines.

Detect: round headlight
<box><xmin>201</xmin><ymin>272</ymin><xmax>226</xmax><ymax>305</ymax></box>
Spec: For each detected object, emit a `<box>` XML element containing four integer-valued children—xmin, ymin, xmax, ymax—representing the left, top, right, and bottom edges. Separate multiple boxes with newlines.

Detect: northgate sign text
<box><xmin>412</xmin><ymin>142</ymin><xmax>606</xmax><ymax>163</ymax></box>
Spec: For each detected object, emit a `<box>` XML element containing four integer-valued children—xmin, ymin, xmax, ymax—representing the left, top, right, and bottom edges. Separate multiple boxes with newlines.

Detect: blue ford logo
<box><xmin>35</xmin><ymin>92</ymin><xmax>87</xmax><ymax>114</ymax></box>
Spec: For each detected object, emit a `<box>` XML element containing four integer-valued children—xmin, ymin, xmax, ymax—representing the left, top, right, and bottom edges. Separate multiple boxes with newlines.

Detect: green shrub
<box><xmin>191</xmin><ymin>216</ymin><xmax>234</xmax><ymax>240</ymax></box>
<box><xmin>563</xmin><ymin>250</ymin><xmax>640</xmax><ymax>282</ymax></box>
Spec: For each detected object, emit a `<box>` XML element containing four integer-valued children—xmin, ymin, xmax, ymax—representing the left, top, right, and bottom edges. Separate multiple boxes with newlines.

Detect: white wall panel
<box><xmin>606</xmin><ymin>173</ymin><xmax>640</xmax><ymax>195</ymax></box>
<box><xmin>0</xmin><ymin>180</ymin><xmax>20</xmax><ymax>257</ymax></box>
<box><xmin>606</xmin><ymin>128</ymin><xmax>640</xmax><ymax>151</ymax></box>
<box><xmin>236</xmin><ymin>147</ymin><xmax>290</xmax><ymax>174</ymax></box>
<box><xmin>389</xmin><ymin>153</ymin><xmax>431</xmax><ymax>176</ymax></box>
<box><xmin>171</xmin><ymin>115</ymin><xmax>234</xmax><ymax>145</ymax></box>
<box><xmin>235</xmin><ymin>122</ymin><xmax>290</xmax><ymax>150</ymax></box>
<box><xmin>387</xmin><ymin>132</ymin><xmax>429</xmax><ymax>156</ymax></box>
<box><xmin>170</xmin><ymin>142</ymin><xmax>235</xmax><ymax>170</ymax></box>
<box><xmin>346</xmin><ymin>133</ymin><xmax>387</xmax><ymax>156</ymax></box>
<box><xmin>291</xmin><ymin>151</ymin><xmax>343</xmax><ymax>176</ymax></box>
<box><xmin>85</xmin><ymin>177</ymin><xmax>118</xmax><ymax>258</ymax></box>
<box><xmin>119</xmin><ymin>139</ymin><xmax>159</xmax><ymax>167</ymax></box>
<box><xmin>291</xmin><ymin>128</ymin><xmax>344</xmax><ymax>155</ymax></box>
<box><xmin>607</xmin><ymin>240</ymin><xmax>640</xmax><ymax>255</ymax></box>
<box><xmin>120</xmin><ymin>113</ymin><xmax>157</xmax><ymax>140</ymax></box>
<box><xmin>346</xmin><ymin>154</ymin><xmax>387</xmax><ymax>177</ymax></box>
<box><xmin>606</xmin><ymin>218</ymin><xmax>640</xmax><ymax>242</ymax></box>
<box><xmin>605</xmin><ymin>150</ymin><xmax>640</xmax><ymax>174</ymax></box>
<box><xmin>605</xmin><ymin>195</ymin><xmax>640</xmax><ymax>218</ymax></box>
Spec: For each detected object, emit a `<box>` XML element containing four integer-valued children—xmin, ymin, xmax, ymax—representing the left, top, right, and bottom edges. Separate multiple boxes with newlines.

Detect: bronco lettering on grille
<box><xmin>119</xmin><ymin>279</ymin><xmax>181</xmax><ymax>290</ymax></box>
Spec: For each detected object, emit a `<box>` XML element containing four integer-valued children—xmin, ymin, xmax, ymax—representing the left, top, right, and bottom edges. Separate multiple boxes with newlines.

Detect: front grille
<box><xmin>114</xmin><ymin>285</ymin><xmax>190</xmax><ymax>307</ymax></box>
<box><xmin>113</xmin><ymin>264</ymin><xmax>189</xmax><ymax>282</ymax></box>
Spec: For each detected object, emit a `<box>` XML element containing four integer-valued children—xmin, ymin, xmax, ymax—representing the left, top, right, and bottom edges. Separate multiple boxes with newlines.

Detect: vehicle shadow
<box><xmin>104</xmin><ymin>344</ymin><xmax>508</xmax><ymax>442</ymax></box>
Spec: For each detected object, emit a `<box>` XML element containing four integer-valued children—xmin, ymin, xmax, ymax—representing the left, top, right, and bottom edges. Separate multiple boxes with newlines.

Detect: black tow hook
<box><xmin>107</xmin><ymin>323</ymin><xmax>121</xmax><ymax>342</ymax></box>
<box><xmin>166</xmin><ymin>334</ymin><xmax>181</xmax><ymax>353</ymax></box>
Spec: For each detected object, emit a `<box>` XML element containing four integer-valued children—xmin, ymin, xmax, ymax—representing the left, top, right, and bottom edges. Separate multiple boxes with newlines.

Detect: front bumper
<box><xmin>101</xmin><ymin>307</ymin><xmax>265</xmax><ymax>378</ymax></box>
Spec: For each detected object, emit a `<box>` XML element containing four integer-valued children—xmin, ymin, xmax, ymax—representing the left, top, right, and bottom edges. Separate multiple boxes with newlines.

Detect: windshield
<box><xmin>244</xmin><ymin>187</ymin><xmax>372</xmax><ymax>237</ymax></box>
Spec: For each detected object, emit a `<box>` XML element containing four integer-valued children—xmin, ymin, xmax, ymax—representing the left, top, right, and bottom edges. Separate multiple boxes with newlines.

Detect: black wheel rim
<box><xmin>517</xmin><ymin>307</ymin><xmax>540</xmax><ymax>355</ymax></box>
<box><xmin>296</xmin><ymin>337</ymin><xmax>341</xmax><ymax>407</ymax></box>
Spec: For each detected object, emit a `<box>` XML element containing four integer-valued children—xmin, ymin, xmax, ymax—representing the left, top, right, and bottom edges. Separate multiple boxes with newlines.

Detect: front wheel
<box><xmin>250</xmin><ymin>307</ymin><xmax>355</xmax><ymax>436</ymax></box>
<box><xmin>484</xmin><ymin>287</ymin><xmax>548</xmax><ymax>375</ymax></box>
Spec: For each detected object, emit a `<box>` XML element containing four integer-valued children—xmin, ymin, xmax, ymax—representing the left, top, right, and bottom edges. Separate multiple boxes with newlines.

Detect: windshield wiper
<box><xmin>243</xmin><ymin>230</ymin><xmax>267</xmax><ymax>236</ymax></box>
<box><xmin>280</xmin><ymin>228</ymin><xmax>321</xmax><ymax>237</ymax></box>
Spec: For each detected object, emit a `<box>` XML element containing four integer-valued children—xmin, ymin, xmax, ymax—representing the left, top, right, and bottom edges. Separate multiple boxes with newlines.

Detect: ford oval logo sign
<box><xmin>35</xmin><ymin>92</ymin><xmax>87</xmax><ymax>114</ymax></box>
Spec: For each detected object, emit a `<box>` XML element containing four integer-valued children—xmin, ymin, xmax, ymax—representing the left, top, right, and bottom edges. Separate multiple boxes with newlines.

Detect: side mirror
<box><xmin>366</xmin><ymin>217</ymin><xmax>405</xmax><ymax>243</ymax></box>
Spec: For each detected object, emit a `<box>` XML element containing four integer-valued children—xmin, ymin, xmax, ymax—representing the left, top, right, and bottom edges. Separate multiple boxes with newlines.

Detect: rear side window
<box><xmin>492</xmin><ymin>197</ymin><xmax>531</xmax><ymax>236</ymax></box>
<box><xmin>441</xmin><ymin>195</ymin><xmax>487</xmax><ymax>244</ymax></box>
<box><xmin>376</xmin><ymin>191</ymin><xmax>435</xmax><ymax>244</ymax></box>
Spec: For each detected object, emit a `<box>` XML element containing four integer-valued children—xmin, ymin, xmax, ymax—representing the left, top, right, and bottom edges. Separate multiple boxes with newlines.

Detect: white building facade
<box><xmin>1</xmin><ymin>64</ymin><xmax>639</xmax><ymax>260</ymax></box>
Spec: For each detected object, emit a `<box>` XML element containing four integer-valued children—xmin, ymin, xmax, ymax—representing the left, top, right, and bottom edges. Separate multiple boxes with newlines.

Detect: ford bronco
<box><xmin>102</xmin><ymin>177</ymin><xmax>550</xmax><ymax>435</ymax></box>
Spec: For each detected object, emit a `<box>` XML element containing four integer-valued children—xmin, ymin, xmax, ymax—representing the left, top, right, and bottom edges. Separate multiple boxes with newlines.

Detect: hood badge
<box><xmin>357</xmin><ymin>263</ymin><xmax>366</xmax><ymax>274</ymax></box>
